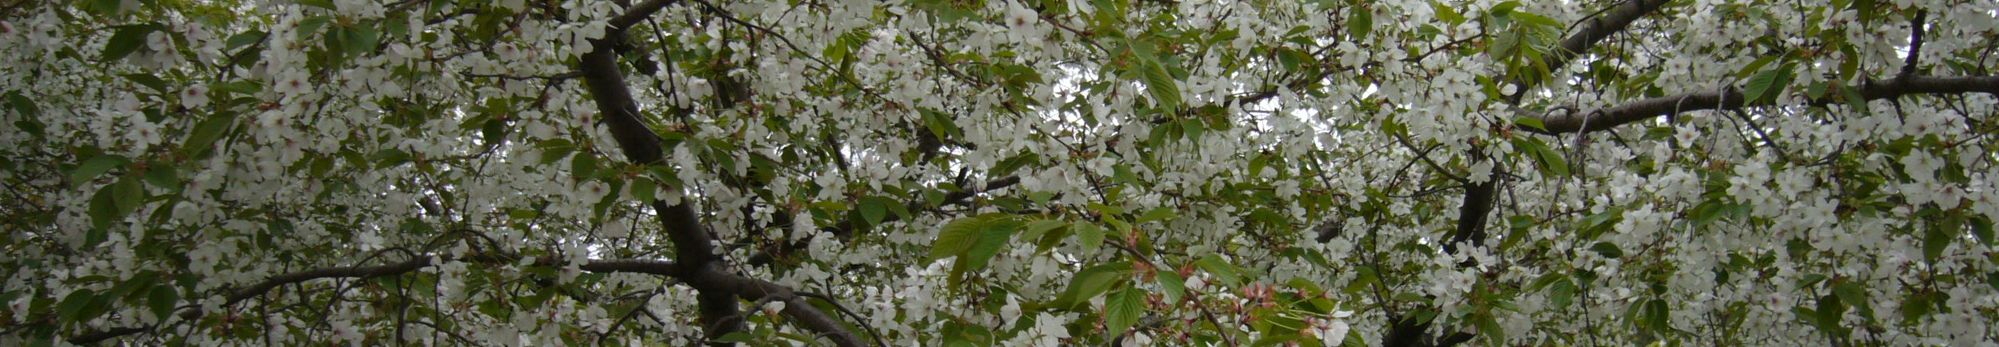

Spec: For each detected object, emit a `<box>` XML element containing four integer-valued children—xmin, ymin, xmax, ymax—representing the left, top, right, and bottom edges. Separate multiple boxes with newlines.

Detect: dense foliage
<box><xmin>4</xmin><ymin>0</ymin><xmax>1999</xmax><ymax>345</ymax></box>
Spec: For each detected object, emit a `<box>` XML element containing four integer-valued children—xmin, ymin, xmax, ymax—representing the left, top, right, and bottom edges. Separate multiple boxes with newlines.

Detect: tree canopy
<box><xmin>4</xmin><ymin>0</ymin><xmax>1999</xmax><ymax>346</ymax></box>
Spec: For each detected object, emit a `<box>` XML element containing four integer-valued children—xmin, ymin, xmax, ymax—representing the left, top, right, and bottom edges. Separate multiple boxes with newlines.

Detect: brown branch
<box><xmin>609</xmin><ymin>0</ymin><xmax>679</xmax><ymax>30</ymax></box>
<box><xmin>577</xmin><ymin>3</ymin><xmax>868</xmax><ymax>346</ymax></box>
<box><xmin>1506</xmin><ymin>0</ymin><xmax>1671</xmax><ymax>104</ymax></box>
<box><xmin>1902</xmin><ymin>11</ymin><xmax>1928</xmax><ymax>78</ymax></box>
<box><xmin>1406</xmin><ymin>3</ymin><xmax>1673</xmax><ymax>345</ymax></box>
<box><xmin>1535</xmin><ymin>75</ymin><xmax>1999</xmax><ymax>134</ymax></box>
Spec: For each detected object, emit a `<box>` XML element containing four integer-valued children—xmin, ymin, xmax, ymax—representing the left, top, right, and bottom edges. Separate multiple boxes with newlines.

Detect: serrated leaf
<box><xmin>1513</xmin><ymin>116</ymin><xmax>1546</xmax><ymax>131</ymax></box>
<box><xmin>1832</xmin><ymin>282</ymin><xmax>1867</xmax><ymax>309</ymax></box>
<box><xmin>1105</xmin><ymin>287</ymin><xmax>1143</xmax><ymax>335</ymax></box>
<box><xmin>1923</xmin><ymin>224</ymin><xmax>1951</xmax><ymax>262</ymax></box>
<box><xmin>121</xmin><ymin>73</ymin><xmax>170</xmax><ymax>93</ymax></box>
<box><xmin>1137</xmin><ymin>58</ymin><xmax>1181</xmax><ymax>109</ymax></box>
<box><xmin>859</xmin><ymin>196</ymin><xmax>891</xmax><ymax>226</ymax></box>
<box><xmin>928</xmin><ymin>218</ymin><xmax>980</xmax><ymax>261</ymax></box>
<box><xmin>1347</xmin><ymin>6</ymin><xmax>1372</xmax><ymax>39</ymax></box>
<box><xmin>1734</xmin><ymin>56</ymin><xmax>1779</xmax><ymax>80</ymax></box>
<box><xmin>1969</xmin><ymin>216</ymin><xmax>1994</xmax><ymax>246</ymax></box>
<box><xmin>345</xmin><ymin>25</ymin><xmax>379</xmax><ymax>56</ymax></box>
<box><xmin>1744</xmin><ymin>63</ymin><xmax>1795</xmax><ymax>103</ymax></box>
<box><xmin>109</xmin><ymin>177</ymin><xmax>145</xmax><ymax>217</ymax></box>
<box><xmin>1157</xmin><ymin>271</ymin><xmax>1186</xmax><ymax>304</ymax></box>
<box><xmin>1590</xmin><ymin>242</ymin><xmax>1624</xmax><ymax>258</ymax></box>
<box><xmin>57</xmin><ymin>290</ymin><xmax>94</xmax><ymax>324</ymax></box>
<box><xmin>148</xmin><ymin>285</ymin><xmax>178</xmax><ymax>321</ymax></box>
<box><xmin>70</xmin><ymin>155</ymin><xmax>129</xmax><ymax>187</ymax></box>
<box><xmin>1055</xmin><ymin>262</ymin><xmax>1130</xmax><ymax>309</ymax></box>
<box><xmin>1135</xmin><ymin>207</ymin><xmax>1177</xmax><ymax>223</ymax></box>
<box><xmin>1644</xmin><ymin>299</ymin><xmax>1671</xmax><ymax>333</ymax></box>
<box><xmin>1196</xmin><ymin>254</ymin><xmax>1242</xmax><ymax>287</ymax></box>
<box><xmin>629</xmin><ymin>177</ymin><xmax>656</xmax><ymax>202</ymax></box>
<box><xmin>101</xmin><ymin>24</ymin><xmax>157</xmax><ymax>61</ymax></box>
<box><xmin>143</xmin><ymin>165</ymin><xmax>180</xmax><ymax>192</ymax></box>
<box><xmin>928</xmin><ymin>214</ymin><xmax>1011</xmax><ymax>262</ymax></box>
<box><xmin>951</xmin><ymin>216</ymin><xmax>1021</xmax><ymax>278</ymax></box>
<box><xmin>1816</xmin><ymin>294</ymin><xmax>1846</xmax><ymax>332</ymax></box>
<box><xmin>226</xmin><ymin>31</ymin><xmax>265</xmax><ymax>51</ymax></box>
<box><xmin>1549</xmin><ymin>278</ymin><xmax>1576</xmax><ymax>308</ymax></box>
<box><xmin>1074</xmin><ymin>222</ymin><xmax>1105</xmax><ymax>251</ymax></box>
<box><xmin>180</xmin><ymin>113</ymin><xmax>236</xmax><ymax>158</ymax></box>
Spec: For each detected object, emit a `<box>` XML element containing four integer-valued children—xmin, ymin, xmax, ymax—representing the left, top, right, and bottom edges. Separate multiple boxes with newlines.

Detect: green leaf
<box><xmin>1590</xmin><ymin>242</ymin><xmax>1624</xmax><ymax>258</ymax></box>
<box><xmin>179</xmin><ymin>113</ymin><xmax>237</xmax><ymax>158</ymax></box>
<box><xmin>294</xmin><ymin>0</ymin><xmax>337</xmax><ymax>10</ymax></box>
<box><xmin>1513</xmin><ymin>116</ymin><xmax>1547</xmax><ymax>132</ymax></box>
<box><xmin>226</xmin><ymin>31</ymin><xmax>266</xmax><ymax>51</ymax></box>
<box><xmin>110</xmin><ymin>176</ymin><xmax>146</xmax><ymax>215</ymax></box>
<box><xmin>1832</xmin><ymin>282</ymin><xmax>1867</xmax><ymax>312</ymax></box>
<box><xmin>1510</xmin><ymin>137</ymin><xmax>1568</xmax><ymax>177</ymax></box>
<box><xmin>859</xmin><ymin>196</ymin><xmax>891</xmax><ymax>226</ymax></box>
<box><xmin>1549</xmin><ymin>278</ymin><xmax>1576</xmax><ymax>308</ymax></box>
<box><xmin>1346</xmin><ymin>6</ymin><xmax>1373</xmax><ymax>39</ymax></box>
<box><xmin>951</xmin><ymin>216</ymin><xmax>1021</xmax><ymax>278</ymax></box>
<box><xmin>1488</xmin><ymin>1</ymin><xmax>1520</xmax><ymax>17</ymax></box>
<box><xmin>296</xmin><ymin>16</ymin><xmax>330</xmax><ymax>39</ymax></box>
<box><xmin>1196</xmin><ymin>254</ymin><xmax>1242</xmax><ymax>287</ymax></box>
<box><xmin>1734</xmin><ymin>56</ymin><xmax>1782</xmax><ymax>81</ymax></box>
<box><xmin>1021</xmin><ymin>219</ymin><xmax>1066</xmax><ymax>240</ymax></box>
<box><xmin>1923</xmin><ymin>223</ymin><xmax>1951</xmax><ymax>262</ymax></box>
<box><xmin>1157</xmin><ymin>271</ymin><xmax>1186</xmax><ymax>304</ymax></box>
<box><xmin>1815</xmin><ymin>294</ymin><xmax>1846</xmax><ymax>332</ymax></box>
<box><xmin>121</xmin><ymin>73</ymin><xmax>170</xmax><ymax>93</ymax></box>
<box><xmin>70</xmin><ymin>155</ymin><xmax>130</xmax><ymax>187</ymax></box>
<box><xmin>1135</xmin><ymin>206</ymin><xmax>1177</xmax><ymax>223</ymax></box>
<box><xmin>928</xmin><ymin>213</ymin><xmax>1019</xmax><ymax>270</ymax></box>
<box><xmin>929</xmin><ymin>215</ymin><xmax>988</xmax><ymax>261</ymax></box>
<box><xmin>148</xmin><ymin>285</ymin><xmax>178</xmax><ymax>320</ymax></box>
<box><xmin>344</xmin><ymin>25</ymin><xmax>379</xmax><ymax>56</ymax></box>
<box><xmin>1136</xmin><ymin>57</ymin><xmax>1181</xmax><ymax>110</ymax></box>
<box><xmin>571</xmin><ymin>153</ymin><xmax>598</xmax><ymax>179</ymax></box>
<box><xmin>1969</xmin><ymin>215</ymin><xmax>1994</xmax><ymax>246</ymax></box>
<box><xmin>1105</xmin><ymin>287</ymin><xmax>1143</xmax><ymax>335</ymax></box>
<box><xmin>1073</xmin><ymin>222</ymin><xmax>1105</xmax><ymax>251</ymax></box>
<box><xmin>629</xmin><ymin>177</ymin><xmax>656</xmax><ymax>202</ymax></box>
<box><xmin>1055</xmin><ymin>262</ymin><xmax>1130</xmax><ymax>309</ymax></box>
<box><xmin>57</xmin><ymin>290</ymin><xmax>94</xmax><ymax>324</ymax></box>
<box><xmin>101</xmin><ymin>24</ymin><xmax>158</xmax><ymax>61</ymax></box>
<box><xmin>1644</xmin><ymin>299</ymin><xmax>1671</xmax><ymax>333</ymax></box>
<box><xmin>1433</xmin><ymin>1</ymin><xmax>1464</xmax><ymax>25</ymax></box>
<box><xmin>1744</xmin><ymin>63</ymin><xmax>1795</xmax><ymax>103</ymax></box>
<box><xmin>88</xmin><ymin>185</ymin><xmax>120</xmax><ymax>230</ymax></box>
<box><xmin>143</xmin><ymin>164</ymin><xmax>180</xmax><ymax>192</ymax></box>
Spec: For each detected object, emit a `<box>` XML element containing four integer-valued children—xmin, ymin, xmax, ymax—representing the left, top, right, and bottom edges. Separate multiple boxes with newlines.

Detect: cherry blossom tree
<box><xmin>3</xmin><ymin>0</ymin><xmax>1998</xmax><ymax>346</ymax></box>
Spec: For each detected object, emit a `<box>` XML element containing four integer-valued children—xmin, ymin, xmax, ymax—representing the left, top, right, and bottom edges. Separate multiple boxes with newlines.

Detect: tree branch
<box><xmin>1507</xmin><ymin>0</ymin><xmax>1671</xmax><ymax>103</ymax></box>
<box><xmin>575</xmin><ymin>3</ymin><xmax>868</xmax><ymax>345</ymax></box>
<box><xmin>609</xmin><ymin>0</ymin><xmax>679</xmax><ymax>31</ymax></box>
<box><xmin>1535</xmin><ymin>75</ymin><xmax>1999</xmax><ymax>134</ymax></box>
<box><xmin>1901</xmin><ymin>11</ymin><xmax>1928</xmax><ymax>78</ymax></box>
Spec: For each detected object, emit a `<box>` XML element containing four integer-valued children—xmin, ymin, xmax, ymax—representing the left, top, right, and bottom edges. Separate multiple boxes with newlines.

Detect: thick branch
<box><xmin>609</xmin><ymin>0</ymin><xmax>678</xmax><ymax>30</ymax></box>
<box><xmin>576</xmin><ymin>4</ymin><xmax>867</xmax><ymax>346</ymax></box>
<box><xmin>1508</xmin><ymin>0</ymin><xmax>1671</xmax><ymax>103</ymax></box>
<box><xmin>1536</xmin><ymin>75</ymin><xmax>1999</xmax><ymax>134</ymax></box>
